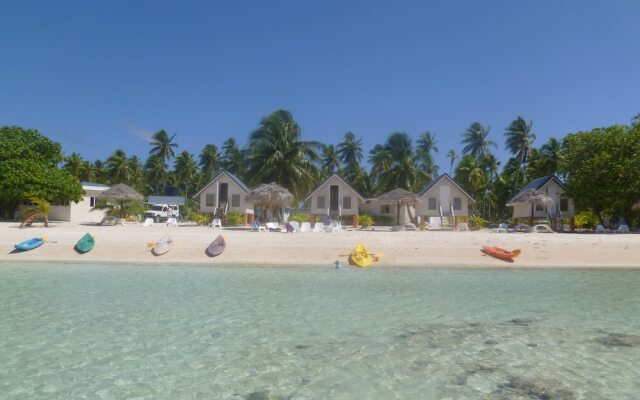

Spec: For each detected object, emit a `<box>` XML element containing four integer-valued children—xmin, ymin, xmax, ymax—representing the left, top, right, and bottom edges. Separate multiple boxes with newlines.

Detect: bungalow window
<box><xmin>206</xmin><ymin>194</ymin><xmax>216</xmax><ymax>207</ymax></box>
<box><xmin>343</xmin><ymin>196</ymin><xmax>351</xmax><ymax>210</ymax></box>
<box><xmin>560</xmin><ymin>198</ymin><xmax>568</xmax><ymax>212</ymax></box>
<box><xmin>428</xmin><ymin>198</ymin><xmax>437</xmax><ymax>210</ymax></box>
<box><xmin>380</xmin><ymin>205</ymin><xmax>391</xmax><ymax>214</ymax></box>
<box><xmin>453</xmin><ymin>197</ymin><xmax>462</xmax><ymax>210</ymax></box>
<box><xmin>535</xmin><ymin>201</ymin><xmax>544</xmax><ymax>212</ymax></box>
<box><xmin>90</xmin><ymin>197</ymin><xmax>97</xmax><ymax>208</ymax></box>
<box><xmin>317</xmin><ymin>196</ymin><xmax>325</xmax><ymax>209</ymax></box>
<box><xmin>231</xmin><ymin>194</ymin><xmax>240</xmax><ymax>207</ymax></box>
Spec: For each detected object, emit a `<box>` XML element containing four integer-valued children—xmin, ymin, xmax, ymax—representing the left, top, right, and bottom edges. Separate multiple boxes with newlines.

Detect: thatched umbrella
<box><xmin>245</xmin><ymin>183</ymin><xmax>293</xmax><ymax>223</ymax></box>
<box><xmin>507</xmin><ymin>189</ymin><xmax>554</xmax><ymax>224</ymax></box>
<box><xmin>375</xmin><ymin>188</ymin><xmax>421</xmax><ymax>225</ymax></box>
<box><xmin>99</xmin><ymin>183</ymin><xmax>144</xmax><ymax>219</ymax></box>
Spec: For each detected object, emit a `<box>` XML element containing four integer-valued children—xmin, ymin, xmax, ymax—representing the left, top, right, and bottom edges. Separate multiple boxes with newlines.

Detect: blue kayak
<box><xmin>15</xmin><ymin>237</ymin><xmax>45</xmax><ymax>251</ymax></box>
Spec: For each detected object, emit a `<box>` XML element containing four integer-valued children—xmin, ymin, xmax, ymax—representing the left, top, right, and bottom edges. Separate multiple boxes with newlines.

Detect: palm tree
<box><xmin>199</xmin><ymin>144</ymin><xmax>220</xmax><ymax>181</ymax></box>
<box><xmin>128</xmin><ymin>156</ymin><xmax>145</xmax><ymax>190</ymax></box>
<box><xmin>174</xmin><ymin>151</ymin><xmax>198</xmax><ymax>197</ymax></box>
<box><xmin>93</xmin><ymin>160</ymin><xmax>108</xmax><ymax>183</ymax></box>
<box><xmin>221</xmin><ymin>138</ymin><xmax>246</xmax><ymax>177</ymax></box>
<box><xmin>446</xmin><ymin>149</ymin><xmax>458</xmax><ymax>175</ymax></box>
<box><xmin>455</xmin><ymin>155</ymin><xmax>487</xmax><ymax>197</ymax></box>
<box><xmin>462</xmin><ymin>122</ymin><xmax>496</xmax><ymax>159</ymax></box>
<box><xmin>80</xmin><ymin>160</ymin><xmax>97</xmax><ymax>182</ymax></box>
<box><xmin>63</xmin><ymin>153</ymin><xmax>84</xmax><ymax>180</ymax></box>
<box><xmin>106</xmin><ymin>149</ymin><xmax>131</xmax><ymax>184</ymax></box>
<box><xmin>368</xmin><ymin>144</ymin><xmax>392</xmax><ymax>189</ymax></box>
<box><xmin>376</xmin><ymin>132</ymin><xmax>422</xmax><ymax>192</ymax></box>
<box><xmin>632</xmin><ymin>113</ymin><xmax>640</xmax><ymax>126</ymax></box>
<box><xmin>149</xmin><ymin>129</ymin><xmax>178</xmax><ymax>162</ymax></box>
<box><xmin>539</xmin><ymin>137</ymin><xmax>563</xmax><ymax>177</ymax></box>
<box><xmin>246</xmin><ymin>110</ymin><xmax>321</xmax><ymax>200</ymax></box>
<box><xmin>321</xmin><ymin>144</ymin><xmax>341</xmax><ymax>176</ymax></box>
<box><xmin>504</xmin><ymin>116</ymin><xmax>535</xmax><ymax>189</ymax></box>
<box><xmin>416</xmin><ymin>131</ymin><xmax>439</xmax><ymax>181</ymax></box>
<box><xmin>19</xmin><ymin>197</ymin><xmax>51</xmax><ymax>227</ymax></box>
<box><xmin>337</xmin><ymin>132</ymin><xmax>363</xmax><ymax>169</ymax></box>
<box><xmin>144</xmin><ymin>154</ymin><xmax>168</xmax><ymax>194</ymax></box>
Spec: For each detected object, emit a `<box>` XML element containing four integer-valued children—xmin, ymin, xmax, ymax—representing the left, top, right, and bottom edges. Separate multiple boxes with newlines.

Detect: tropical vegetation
<box><xmin>1</xmin><ymin>110</ymin><xmax>639</xmax><ymax>227</ymax></box>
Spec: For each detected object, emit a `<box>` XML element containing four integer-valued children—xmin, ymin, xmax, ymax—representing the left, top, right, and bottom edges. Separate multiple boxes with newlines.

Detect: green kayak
<box><xmin>75</xmin><ymin>233</ymin><xmax>95</xmax><ymax>254</ymax></box>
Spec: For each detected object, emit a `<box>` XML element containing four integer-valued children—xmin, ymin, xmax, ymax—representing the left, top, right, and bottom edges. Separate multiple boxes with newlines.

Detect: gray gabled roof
<box><xmin>507</xmin><ymin>175</ymin><xmax>568</xmax><ymax>205</ymax></box>
<box><xmin>193</xmin><ymin>170</ymin><xmax>252</xmax><ymax>198</ymax></box>
<box><xmin>416</xmin><ymin>174</ymin><xmax>475</xmax><ymax>203</ymax></box>
<box><xmin>304</xmin><ymin>173</ymin><xmax>365</xmax><ymax>202</ymax></box>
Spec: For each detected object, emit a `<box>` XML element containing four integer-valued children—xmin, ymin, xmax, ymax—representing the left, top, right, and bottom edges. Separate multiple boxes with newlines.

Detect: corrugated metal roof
<box><xmin>148</xmin><ymin>196</ymin><xmax>186</xmax><ymax>205</ymax></box>
<box><xmin>507</xmin><ymin>175</ymin><xmax>568</xmax><ymax>205</ymax></box>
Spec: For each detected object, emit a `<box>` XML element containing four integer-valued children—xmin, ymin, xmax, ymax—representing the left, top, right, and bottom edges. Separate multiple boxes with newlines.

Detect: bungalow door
<box><xmin>440</xmin><ymin>186</ymin><xmax>451</xmax><ymax>214</ymax></box>
<box><xmin>329</xmin><ymin>185</ymin><xmax>339</xmax><ymax>212</ymax></box>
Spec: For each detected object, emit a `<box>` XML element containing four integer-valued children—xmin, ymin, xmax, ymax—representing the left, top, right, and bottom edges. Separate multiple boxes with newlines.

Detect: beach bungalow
<box><xmin>194</xmin><ymin>170</ymin><xmax>255</xmax><ymax>224</ymax></box>
<box><xmin>43</xmin><ymin>182</ymin><xmax>111</xmax><ymax>223</ymax></box>
<box><xmin>507</xmin><ymin>175</ymin><xmax>575</xmax><ymax>227</ymax></box>
<box><xmin>415</xmin><ymin>174</ymin><xmax>475</xmax><ymax>227</ymax></box>
<box><xmin>359</xmin><ymin>189</ymin><xmax>419</xmax><ymax>226</ymax></box>
<box><xmin>304</xmin><ymin>174</ymin><xmax>365</xmax><ymax>226</ymax></box>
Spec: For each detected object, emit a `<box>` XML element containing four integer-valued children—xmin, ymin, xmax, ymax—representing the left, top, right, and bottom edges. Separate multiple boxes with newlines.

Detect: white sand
<box><xmin>1</xmin><ymin>222</ymin><xmax>639</xmax><ymax>268</ymax></box>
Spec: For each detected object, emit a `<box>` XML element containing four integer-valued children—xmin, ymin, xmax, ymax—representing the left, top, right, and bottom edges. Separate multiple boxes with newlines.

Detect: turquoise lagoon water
<box><xmin>1</xmin><ymin>264</ymin><xmax>639</xmax><ymax>400</ymax></box>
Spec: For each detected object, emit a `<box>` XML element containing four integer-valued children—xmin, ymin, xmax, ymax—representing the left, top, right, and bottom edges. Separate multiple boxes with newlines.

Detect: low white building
<box><xmin>304</xmin><ymin>174</ymin><xmax>365</xmax><ymax>225</ymax></box>
<box><xmin>47</xmin><ymin>182</ymin><xmax>110</xmax><ymax>223</ymax></box>
<box><xmin>415</xmin><ymin>174</ymin><xmax>475</xmax><ymax>226</ymax></box>
<box><xmin>507</xmin><ymin>175</ymin><xmax>575</xmax><ymax>222</ymax></box>
<box><xmin>194</xmin><ymin>170</ymin><xmax>255</xmax><ymax>224</ymax></box>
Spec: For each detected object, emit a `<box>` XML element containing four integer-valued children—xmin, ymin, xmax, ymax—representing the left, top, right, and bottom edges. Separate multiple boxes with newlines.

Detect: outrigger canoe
<box><xmin>151</xmin><ymin>235</ymin><xmax>173</xmax><ymax>256</ymax></box>
<box><xmin>15</xmin><ymin>237</ymin><xmax>45</xmax><ymax>252</ymax></box>
<box><xmin>348</xmin><ymin>243</ymin><xmax>373</xmax><ymax>268</ymax></box>
<box><xmin>481</xmin><ymin>246</ymin><xmax>521</xmax><ymax>262</ymax></box>
<box><xmin>75</xmin><ymin>233</ymin><xmax>95</xmax><ymax>254</ymax></box>
<box><xmin>206</xmin><ymin>235</ymin><xmax>226</xmax><ymax>257</ymax></box>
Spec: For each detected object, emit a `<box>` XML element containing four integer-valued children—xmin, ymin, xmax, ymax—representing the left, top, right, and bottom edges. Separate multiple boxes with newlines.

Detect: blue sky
<box><xmin>1</xmin><ymin>0</ymin><xmax>639</xmax><ymax>172</ymax></box>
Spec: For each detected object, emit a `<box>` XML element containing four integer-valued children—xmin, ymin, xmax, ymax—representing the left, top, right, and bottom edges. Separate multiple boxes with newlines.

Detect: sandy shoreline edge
<box><xmin>1</xmin><ymin>222</ymin><xmax>639</xmax><ymax>269</ymax></box>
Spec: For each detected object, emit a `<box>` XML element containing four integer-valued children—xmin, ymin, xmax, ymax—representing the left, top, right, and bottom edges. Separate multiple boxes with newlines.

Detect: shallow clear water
<box><xmin>1</xmin><ymin>264</ymin><xmax>639</xmax><ymax>399</ymax></box>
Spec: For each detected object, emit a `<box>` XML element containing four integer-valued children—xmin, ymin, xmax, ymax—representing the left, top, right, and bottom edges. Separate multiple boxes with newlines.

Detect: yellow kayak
<box><xmin>348</xmin><ymin>243</ymin><xmax>373</xmax><ymax>268</ymax></box>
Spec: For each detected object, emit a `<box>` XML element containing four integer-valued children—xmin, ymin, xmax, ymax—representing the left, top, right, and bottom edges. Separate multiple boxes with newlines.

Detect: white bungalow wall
<box><xmin>46</xmin><ymin>188</ymin><xmax>107</xmax><ymax>223</ymax></box>
<box><xmin>511</xmin><ymin>179</ymin><xmax>575</xmax><ymax>219</ymax></box>
<box><xmin>359</xmin><ymin>201</ymin><xmax>413</xmax><ymax>225</ymax></box>
<box><xmin>416</xmin><ymin>179</ymin><xmax>471</xmax><ymax>217</ymax></box>
<box><xmin>308</xmin><ymin>175</ymin><xmax>360</xmax><ymax>216</ymax></box>
<box><xmin>198</xmin><ymin>174</ymin><xmax>254</xmax><ymax>215</ymax></box>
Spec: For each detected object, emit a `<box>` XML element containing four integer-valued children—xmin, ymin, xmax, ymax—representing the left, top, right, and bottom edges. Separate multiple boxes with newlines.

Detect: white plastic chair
<box><xmin>210</xmin><ymin>218</ymin><xmax>222</xmax><ymax>228</ymax></box>
<box><xmin>300</xmin><ymin>222</ymin><xmax>311</xmax><ymax>232</ymax></box>
<box><xmin>313</xmin><ymin>222</ymin><xmax>324</xmax><ymax>233</ymax></box>
<box><xmin>616</xmin><ymin>224</ymin><xmax>630</xmax><ymax>233</ymax></box>
<box><xmin>142</xmin><ymin>218</ymin><xmax>154</xmax><ymax>227</ymax></box>
<box><xmin>265</xmin><ymin>222</ymin><xmax>279</xmax><ymax>231</ymax></box>
<box><xmin>166</xmin><ymin>217</ymin><xmax>178</xmax><ymax>227</ymax></box>
<box><xmin>328</xmin><ymin>220</ymin><xmax>341</xmax><ymax>232</ymax></box>
<box><xmin>289</xmin><ymin>221</ymin><xmax>300</xmax><ymax>232</ymax></box>
<box><xmin>533</xmin><ymin>224</ymin><xmax>554</xmax><ymax>233</ymax></box>
<box><xmin>595</xmin><ymin>224</ymin><xmax>606</xmax><ymax>233</ymax></box>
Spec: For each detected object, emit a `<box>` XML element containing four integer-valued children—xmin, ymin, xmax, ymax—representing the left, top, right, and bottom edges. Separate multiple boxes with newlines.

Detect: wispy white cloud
<box><xmin>125</xmin><ymin>124</ymin><xmax>154</xmax><ymax>143</ymax></box>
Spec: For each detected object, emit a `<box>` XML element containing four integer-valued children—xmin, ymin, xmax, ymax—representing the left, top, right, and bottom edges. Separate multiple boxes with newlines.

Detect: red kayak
<box><xmin>481</xmin><ymin>246</ymin><xmax>521</xmax><ymax>262</ymax></box>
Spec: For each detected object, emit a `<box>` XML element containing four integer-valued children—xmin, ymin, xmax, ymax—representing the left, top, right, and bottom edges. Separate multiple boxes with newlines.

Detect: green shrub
<box><xmin>373</xmin><ymin>215</ymin><xmax>394</xmax><ymax>226</ymax></box>
<box><xmin>468</xmin><ymin>215</ymin><xmax>488</xmax><ymax>230</ymax></box>
<box><xmin>358</xmin><ymin>214</ymin><xmax>374</xmax><ymax>228</ymax></box>
<box><xmin>289</xmin><ymin>213</ymin><xmax>310</xmax><ymax>223</ymax></box>
<box><xmin>188</xmin><ymin>213</ymin><xmax>210</xmax><ymax>226</ymax></box>
<box><xmin>575</xmin><ymin>211</ymin><xmax>599</xmax><ymax>229</ymax></box>
<box><xmin>225</xmin><ymin>211</ymin><xmax>244</xmax><ymax>226</ymax></box>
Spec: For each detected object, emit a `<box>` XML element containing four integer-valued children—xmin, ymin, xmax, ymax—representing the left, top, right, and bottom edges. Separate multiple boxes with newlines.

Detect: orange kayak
<box><xmin>481</xmin><ymin>246</ymin><xmax>521</xmax><ymax>262</ymax></box>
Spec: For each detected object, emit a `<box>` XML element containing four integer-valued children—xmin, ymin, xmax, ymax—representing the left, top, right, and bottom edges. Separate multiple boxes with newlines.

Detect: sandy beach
<box><xmin>1</xmin><ymin>222</ymin><xmax>639</xmax><ymax>268</ymax></box>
